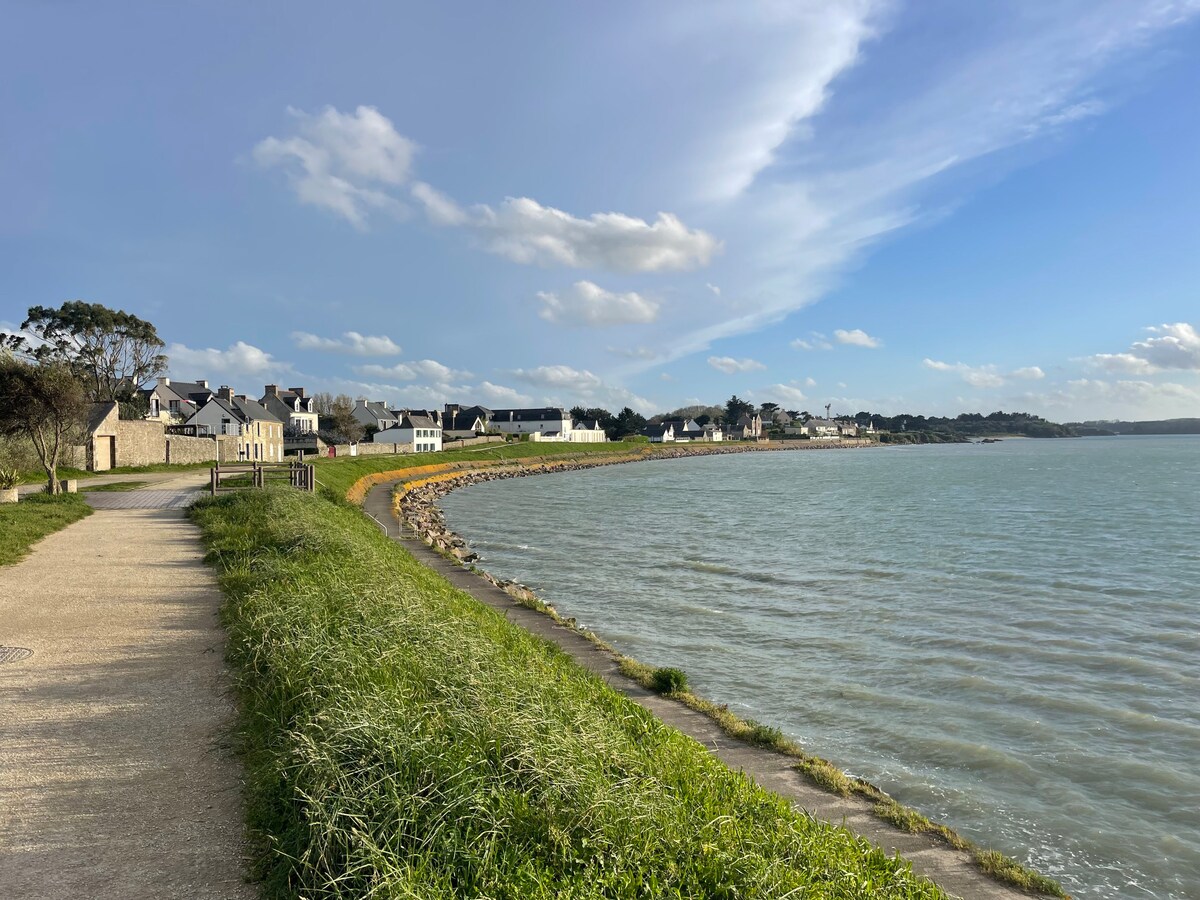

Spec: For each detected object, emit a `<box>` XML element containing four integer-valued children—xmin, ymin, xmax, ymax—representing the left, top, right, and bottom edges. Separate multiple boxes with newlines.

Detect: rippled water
<box><xmin>439</xmin><ymin>436</ymin><xmax>1200</xmax><ymax>899</ymax></box>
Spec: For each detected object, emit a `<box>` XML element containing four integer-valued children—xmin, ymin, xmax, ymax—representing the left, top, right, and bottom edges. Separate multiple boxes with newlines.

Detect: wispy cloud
<box><xmin>291</xmin><ymin>330</ymin><xmax>402</xmax><ymax>356</ymax></box>
<box><xmin>923</xmin><ymin>360</ymin><xmax>1045</xmax><ymax>388</ymax></box>
<box><xmin>253</xmin><ymin>105</ymin><xmax>414</xmax><ymax>228</ymax></box>
<box><xmin>791</xmin><ymin>332</ymin><xmax>833</xmax><ymax>351</ymax></box>
<box><xmin>708</xmin><ymin>355</ymin><xmax>766</xmax><ymax>374</ymax></box>
<box><xmin>354</xmin><ymin>359</ymin><xmax>473</xmax><ymax>382</ymax></box>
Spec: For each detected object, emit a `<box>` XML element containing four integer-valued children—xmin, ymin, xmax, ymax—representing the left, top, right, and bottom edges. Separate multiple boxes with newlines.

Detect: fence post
<box><xmin>210</xmin><ymin>464</ymin><xmax>218</xmax><ymax>496</ymax></box>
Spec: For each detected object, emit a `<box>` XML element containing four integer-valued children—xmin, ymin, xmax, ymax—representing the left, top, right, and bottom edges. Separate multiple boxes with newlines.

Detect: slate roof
<box><xmin>490</xmin><ymin>407</ymin><xmax>568</xmax><ymax>423</ymax></box>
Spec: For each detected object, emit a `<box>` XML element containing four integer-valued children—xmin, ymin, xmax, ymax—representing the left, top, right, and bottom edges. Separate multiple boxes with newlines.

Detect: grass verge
<box><xmin>0</xmin><ymin>493</ymin><xmax>92</xmax><ymax>566</ymax></box>
<box><xmin>79</xmin><ymin>480</ymin><xmax>150</xmax><ymax>493</ymax></box>
<box><xmin>194</xmin><ymin>487</ymin><xmax>947</xmax><ymax>899</ymax></box>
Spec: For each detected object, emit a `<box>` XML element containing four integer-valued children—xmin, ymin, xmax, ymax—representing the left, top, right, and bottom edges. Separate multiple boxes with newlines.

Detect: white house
<box><xmin>488</xmin><ymin>407</ymin><xmax>572</xmax><ymax>437</ymax></box>
<box><xmin>702</xmin><ymin>423</ymin><xmax>724</xmax><ymax>441</ymax></box>
<box><xmin>260</xmin><ymin>385</ymin><xmax>318</xmax><ymax>433</ymax></box>
<box><xmin>374</xmin><ymin>412</ymin><xmax>443</xmax><ymax>452</ymax></box>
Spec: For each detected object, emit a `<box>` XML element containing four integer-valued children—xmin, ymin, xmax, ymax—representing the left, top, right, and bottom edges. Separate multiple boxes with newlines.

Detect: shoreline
<box><xmin>374</xmin><ymin>442</ymin><xmax>1067</xmax><ymax>898</ymax></box>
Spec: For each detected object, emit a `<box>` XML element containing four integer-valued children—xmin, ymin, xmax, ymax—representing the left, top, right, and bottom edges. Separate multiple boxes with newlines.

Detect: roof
<box><xmin>86</xmin><ymin>401</ymin><xmax>119</xmax><ymax>434</ymax></box>
<box><xmin>639</xmin><ymin>423</ymin><xmax>673</xmax><ymax>437</ymax></box>
<box><xmin>232</xmin><ymin>396</ymin><xmax>283</xmax><ymax>424</ymax></box>
<box><xmin>489</xmin><ymin>407</ymin><xmax>568</xmax><ymax>422</ymax></box>
<box><xmin>445</xmin><ymin>411</ymin><xmax>484</xmax><ymax>431</ymax></box>
<box><xmin>399</xmin><ymin>413</ymin><xmax>440</xmax><ymax>430</ymax></box>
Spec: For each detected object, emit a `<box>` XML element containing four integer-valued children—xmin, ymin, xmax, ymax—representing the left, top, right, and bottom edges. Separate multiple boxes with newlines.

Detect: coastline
<box><xmin>370</xmin><ymin>442</ymin><xmax>1067</xmax><ymax>898</ymax></box>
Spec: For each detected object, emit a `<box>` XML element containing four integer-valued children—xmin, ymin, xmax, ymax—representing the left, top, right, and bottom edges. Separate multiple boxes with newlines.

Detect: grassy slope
<box><xmin>194</xmin><ymin>488</ymin><xmax>945</xmax><ymax>900</ymax></box>
<box><xmin>312</xmin><ymin>441</ymin><xmax>651</xmax><ymax>500</ymax></box>
<box><xmin>0</xmin><ymin>493</ymin><xmax>92</xmax><ymax>566</ymax></box>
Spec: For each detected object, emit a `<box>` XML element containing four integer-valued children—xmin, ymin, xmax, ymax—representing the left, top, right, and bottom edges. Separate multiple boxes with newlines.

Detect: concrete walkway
<box><xmin>365</xmin><ymin>480</ymin><xmax>1042</xmax><ymax>900</ymax></box>
<box><xmin>0</xmin><ymin>501</ymin><xmax>251</xmax><ymax>898</ymax></box>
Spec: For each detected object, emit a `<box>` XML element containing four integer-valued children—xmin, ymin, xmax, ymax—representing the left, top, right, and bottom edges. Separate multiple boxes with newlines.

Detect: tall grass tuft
<box><xmin>194</xmin><ymin>488</ymin><xmax>947</xmax><ymax>899</ymax></box>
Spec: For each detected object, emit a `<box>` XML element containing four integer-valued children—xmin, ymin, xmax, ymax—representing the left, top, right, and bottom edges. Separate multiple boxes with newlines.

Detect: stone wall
<box><xmin>113</xmin><ymin>420</ymin><xmax>169</xmax><ymax>468</ymax></box>
<box><xmin>442</xmin><ymin>435</ymin><xmax>505</xmax><ymax>450</ymax></box>
<box><xmin>328</xmin><ymin>442</ymin><xmax>409</xmax><ymax>458</ymax></box>
<box><xmin>166</xmin><ymin>434</ymin><xmax>218</xmax><ymax>465</ymax></box>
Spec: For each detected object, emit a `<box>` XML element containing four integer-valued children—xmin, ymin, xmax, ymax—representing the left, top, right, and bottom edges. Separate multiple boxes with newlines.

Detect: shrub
<box><xmin>650</xmin><ymin>666</ymin><xmax>688</xmax><ymax>694</ymax></box>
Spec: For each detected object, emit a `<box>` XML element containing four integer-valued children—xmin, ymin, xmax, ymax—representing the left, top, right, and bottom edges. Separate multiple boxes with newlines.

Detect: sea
<box><xmin>438</xmin><ymin>436</ymin><xmax>1200</xmax><ymax>899</ymax></box>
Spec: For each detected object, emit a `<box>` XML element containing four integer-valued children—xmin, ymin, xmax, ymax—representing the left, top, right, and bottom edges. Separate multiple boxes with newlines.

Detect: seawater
<box><xmin>438</xmin><ymin>436</ymin><xmax>1200</xmax><ymax>900</ymax></box>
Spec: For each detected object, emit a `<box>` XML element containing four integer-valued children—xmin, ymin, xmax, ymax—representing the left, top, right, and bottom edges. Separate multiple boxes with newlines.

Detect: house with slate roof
<box><xmin>260</xmin><ymin>385</ymin><xmax>318</xmax><ymax>433</ymax></box>
<box><xmin>352</xmin><ymin>399</ymin><xmax>399</xmax><ymax>432</ymax></box>
<box><xmin>143</xmin><ymin>377</ymin><xmax>214</xmax><ymax>423</ymax></box>
<box><xmin>184</xmin><ymin>386</ymin><xmax>285</xmax><ymax>461</ymax></box>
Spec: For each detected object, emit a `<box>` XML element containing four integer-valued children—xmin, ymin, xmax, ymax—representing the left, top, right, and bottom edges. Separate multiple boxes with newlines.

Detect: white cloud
<box><xmin>791</xmin><ymin>332</ymin><xmax>833</xmax><ymax>351</ymax></box>
<box><xmin>508</xmin><ymin>365</ymin><xmax>604</xmax><ymax>391</ymax></box>
<box><xmin>607</xmin><ymin>346</ymin><xmax>659</xmax><ymax>361</ymax></box>
<box><xmin>707</xmin><ymin>355</ymin><xmax>767</xmax><ymax>374</ymax></box>
<box><xmin>767</xmin><ymin>382</ymin><xmax>809</xmax><ymax>404</ymax></box>
<box><xmin>475</xmin><ymin>381</ymin><xmax>534</xmax><ymax>406</ymax></box>
<box><xmin>1086</xmin><ymin>352</ymin><xmax>1157</xmax><ymax>375</ymax></box>
<box><xmin>505</xmin><ymin>364</ymin><xmax>653</xmax><ymax>413</ymax></box>
<box><xmin>1010</xmin><ymin>366</ymin><xmax>1046</xmax><ymax>380</ymax></box>
<box><xmin>834</xmin><ymin>328</ymin><xmax>882</xmax><ymax>348</ymax></box>
<box><xmin>468</xmin><ymin>197</ymin><xmax>719</xmax><ymax>273</ymax></box>
<box><xmin>706</xmin><ymin>283</ymin><xmax>722</xmax><ymax>296</ymax></box>
<box><xmin>167</xmin><ymin>341</ymin><xmax>291</xmax><ymax>378</ymax></box>
<box><xmin>410</xmin><ymin>181</ymin><xmax>470</xmax><ymax>226</ymax></box>
<box><xmin>253</xmin><ymin>105</ymin><xmax>415</xmax><ymax>228</ymax></box>
<box><xmin>354</xmin><ymin>359</ymin><xmax>473</xmax><ymax>382</ymax></box>
<box><xmin>291</xmin><ymin>330</ymin><xmax>402</xmax><ymax>356</ymax></box>
<box><xmin>1021</xmin><ymin>377</ymin><xmax>1200</xmax><ymax>421</ymax></box>
<box><xmin>1087</xmin><ymin>322</ymin><xmax>1200</xmax><ymax>373</ymax></box>
<box><xmin>804</xmin><ymin>377</ymin><xmax>817</xmax><ymax>387</ymax></box>
<box><xmin>923</xmin><ymin>359</ymin><xmax>1006</xmax><ymax>388</ymax></box>
<box><xmin>537</xmin><ymin>281</ymin><xmax>660</xmax><ymax>326</ymax></box>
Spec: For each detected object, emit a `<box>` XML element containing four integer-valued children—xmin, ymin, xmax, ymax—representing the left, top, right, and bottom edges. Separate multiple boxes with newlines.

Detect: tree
<box><xmin>6</xmin><ymin>301</ymin><xmax>166</xmax><ymax>402</ymax></box>
<box><xmin>613</xmin><ymin>406</ymin><xmax>646</xmax><ymax>438</ymax></box>
<box><xmin>760</xmin><ymin>402</ymin><xmax>779</xmax><ymax>415</ymax></box>
<box><xmin>0</xmin><ymin>356</ymin><xmax>89</xmax><ymax>493</ymax></box>
<box><xmin>723</xmin><ymin>395</ymin><xmax>754</xmax><ymax>426</ymax></box>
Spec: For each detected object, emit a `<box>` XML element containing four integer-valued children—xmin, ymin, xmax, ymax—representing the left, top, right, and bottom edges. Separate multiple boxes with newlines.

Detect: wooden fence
<box><xmin>209</xmin><ymin>460</ymin><xmax>316</xmax><ymax>495</ymax></box>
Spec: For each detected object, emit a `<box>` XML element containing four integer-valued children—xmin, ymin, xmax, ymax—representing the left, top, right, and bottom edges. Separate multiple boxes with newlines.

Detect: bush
<box><xmin>650</xmin><ymin>666</ymin><xmax>689</xmax><ymax>694</ymax></box>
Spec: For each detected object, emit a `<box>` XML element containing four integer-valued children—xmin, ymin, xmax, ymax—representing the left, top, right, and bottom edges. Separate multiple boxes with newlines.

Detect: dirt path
<box><xmin>0</xmin><ymin>504</ymin><xmax>251</xmax><ymax>899</ymax></box>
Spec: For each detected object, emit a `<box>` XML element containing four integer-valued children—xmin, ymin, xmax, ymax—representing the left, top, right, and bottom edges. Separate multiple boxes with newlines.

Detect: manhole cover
<box><xmin>0</xmin><ymin>647</ymin><xmax>33</xmax><ymax>664</ymax></box>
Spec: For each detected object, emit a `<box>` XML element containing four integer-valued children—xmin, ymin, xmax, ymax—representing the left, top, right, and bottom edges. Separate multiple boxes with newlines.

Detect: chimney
<box><xmin>198</xmin><ymin>380</ymin><xmax>209</xmax><ymax>389</ymax></box>
<box><xmin>217</xmin><ymin>385</ymin><xmax>234</xmax><ymax>402</ymax></box>
<box><xmin>236</xmin><ymin>394</ymin><xmax>249</xmax><ymax>403</ymax></box>
<box><xmin>264</xmin><ymin>384</ymin><xmax>279</xmax><ymax>397</ymax></box>
<box><xmin>288</xmin><ymin>386</ymin><xmax>306</xmax><ymax>398</ymax></box>
<box><xmin>157</xmin><ymin>376</ymin><xmax>170</xmax><ymax>386</ymax></box>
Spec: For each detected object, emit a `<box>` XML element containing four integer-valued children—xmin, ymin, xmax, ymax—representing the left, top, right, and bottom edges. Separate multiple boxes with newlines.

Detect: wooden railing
<box><xmin>209</xmin><ymin>461</ymin><xmax>315</xmax><ymax>495</ymax></box>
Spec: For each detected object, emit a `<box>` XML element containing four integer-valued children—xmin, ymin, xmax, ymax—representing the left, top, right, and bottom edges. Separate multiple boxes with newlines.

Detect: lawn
<box><xmin>79</xmin><ymin>480</ymin><xmax>150</xmax><ymax>493</ymax></box>
<box><xmin>194</xmin><ymin>487</ymin><xmax>947</xmax><ymax>900</ymax></box>
<box><xmin>0</xmin><ymin>493</ymin><xmax>93</xmax><ymax>566</ymax></box>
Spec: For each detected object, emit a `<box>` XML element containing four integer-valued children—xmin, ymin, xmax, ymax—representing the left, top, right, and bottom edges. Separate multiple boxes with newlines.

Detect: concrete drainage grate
<box><xmin>0</xmin><ymin>646</ymin><xmax>33</xmax><ymax>664</ymax></box>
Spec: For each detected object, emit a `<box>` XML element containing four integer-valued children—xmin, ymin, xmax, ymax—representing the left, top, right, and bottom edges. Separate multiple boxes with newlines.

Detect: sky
<box><xmin>3</xmin><ymin>1</ymin><xmax>1199</xmax><ymax>421</ymax></box>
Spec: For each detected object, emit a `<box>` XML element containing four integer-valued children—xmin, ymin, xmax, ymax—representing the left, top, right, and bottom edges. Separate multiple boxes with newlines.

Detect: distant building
<box><xmin>260</xmin><ymin>385</ymin><xmax>318</xmax><ymax>433</ymax></box>
<box><xmin>352</xmin><ymin>399</ymin><xmax>399</xmax><ymax>432</ymax></box>
<box><xmin>143</xmin><ymin>377</ymin><xmax>213</xmax><ymax>423</ymax></box>
<box><xmin>184</xmin><ymin>386</ymin><xmax>284</xmax><ymax>461</ymax></box>
<box><xmin>375</xmin><ymin>412</ymin><xmax>443</xmax><ymax>453</ymax></box>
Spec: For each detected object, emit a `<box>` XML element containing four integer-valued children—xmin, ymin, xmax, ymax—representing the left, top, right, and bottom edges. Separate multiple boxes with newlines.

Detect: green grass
<box><xmin>0</xmin><ymin>493</ymin><xmax>92</xmax><ymax>566</ymax></box>
<box><xmin>79</xmin><ymin>480</ymin><xmax>150</xmax><ymax>493</ymax></box>
<box><xmin>16</xmin><ymin>460</ymin><xmax>216</xmax><ymax>484</ymax></box>
<box><xmin>193</xmin><ymin>487</ymin><xmax>947</xmax><ymax>900</ymax></box>
<box><xmin>312</xmin><ymin>441</ymin><xmax>651</xmax><ymax>500</ymax></box>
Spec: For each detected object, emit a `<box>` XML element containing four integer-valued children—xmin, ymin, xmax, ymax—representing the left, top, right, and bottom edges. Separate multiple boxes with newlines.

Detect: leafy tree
<box><xmin>723</xmin><ymin>395</ymin><xmax>754</xmax><ymax>426</ymax></box>
<box><xmin>695</xmin><ymin>413</ymin><xmax>711</xmax><ymax>426</ymax></box>
<box><xmin>760</xmin><ymin>402</ymin><xmax>779</xmax><ymax>415</ymax></box>
<box><xmin>6</xmin><ymin>301</ymin><xmax>166</xmax><ymax>402</ymax></box>
<box><xmin>322</xmin><ymin>396</ymin><xmax>364</xmax><ymax>443</ymax></box>
<box><xmin>0</xmin><ymin>356</ymin><xmax>89</xmax><ymax>493</ymax></box>
<box><xmin>613</xmin><ymin>406</ymin><xmax>646</xmax><ymax>438</ymax></box>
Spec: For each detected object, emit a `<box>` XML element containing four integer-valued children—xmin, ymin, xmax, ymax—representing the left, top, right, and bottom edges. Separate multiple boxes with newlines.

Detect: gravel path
<box><xmin>0</xmin><ymin>502</ymin><xmax>251</xmax><ymax>899</ymax></box>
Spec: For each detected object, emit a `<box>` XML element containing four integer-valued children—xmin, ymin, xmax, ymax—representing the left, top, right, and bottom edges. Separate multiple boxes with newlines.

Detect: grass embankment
<box><xmin>0</xmin><ymin>493</ymin><xmax>92</xmax><ymax>566</ymax></box>
<box><xmin>79</xmin><ymin>480</ymin><xmax>150</xmax><ymax>493</ymax></box>
<box><xmin>194</xmin><ymin>487</ymin><xmax>946</xmax><ymax>899</ymax></box>
<box><xmin>313</xmin><ymin>441</ymin><xmax>651</xmax><ymax>500</ymax></box>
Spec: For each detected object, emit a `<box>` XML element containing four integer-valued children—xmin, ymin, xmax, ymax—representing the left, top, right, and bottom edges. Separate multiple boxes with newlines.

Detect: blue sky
<box><xmin>3</xmin><ymin>1</ymin><xmax>1199</xmax><ymax>420</ymax></box>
